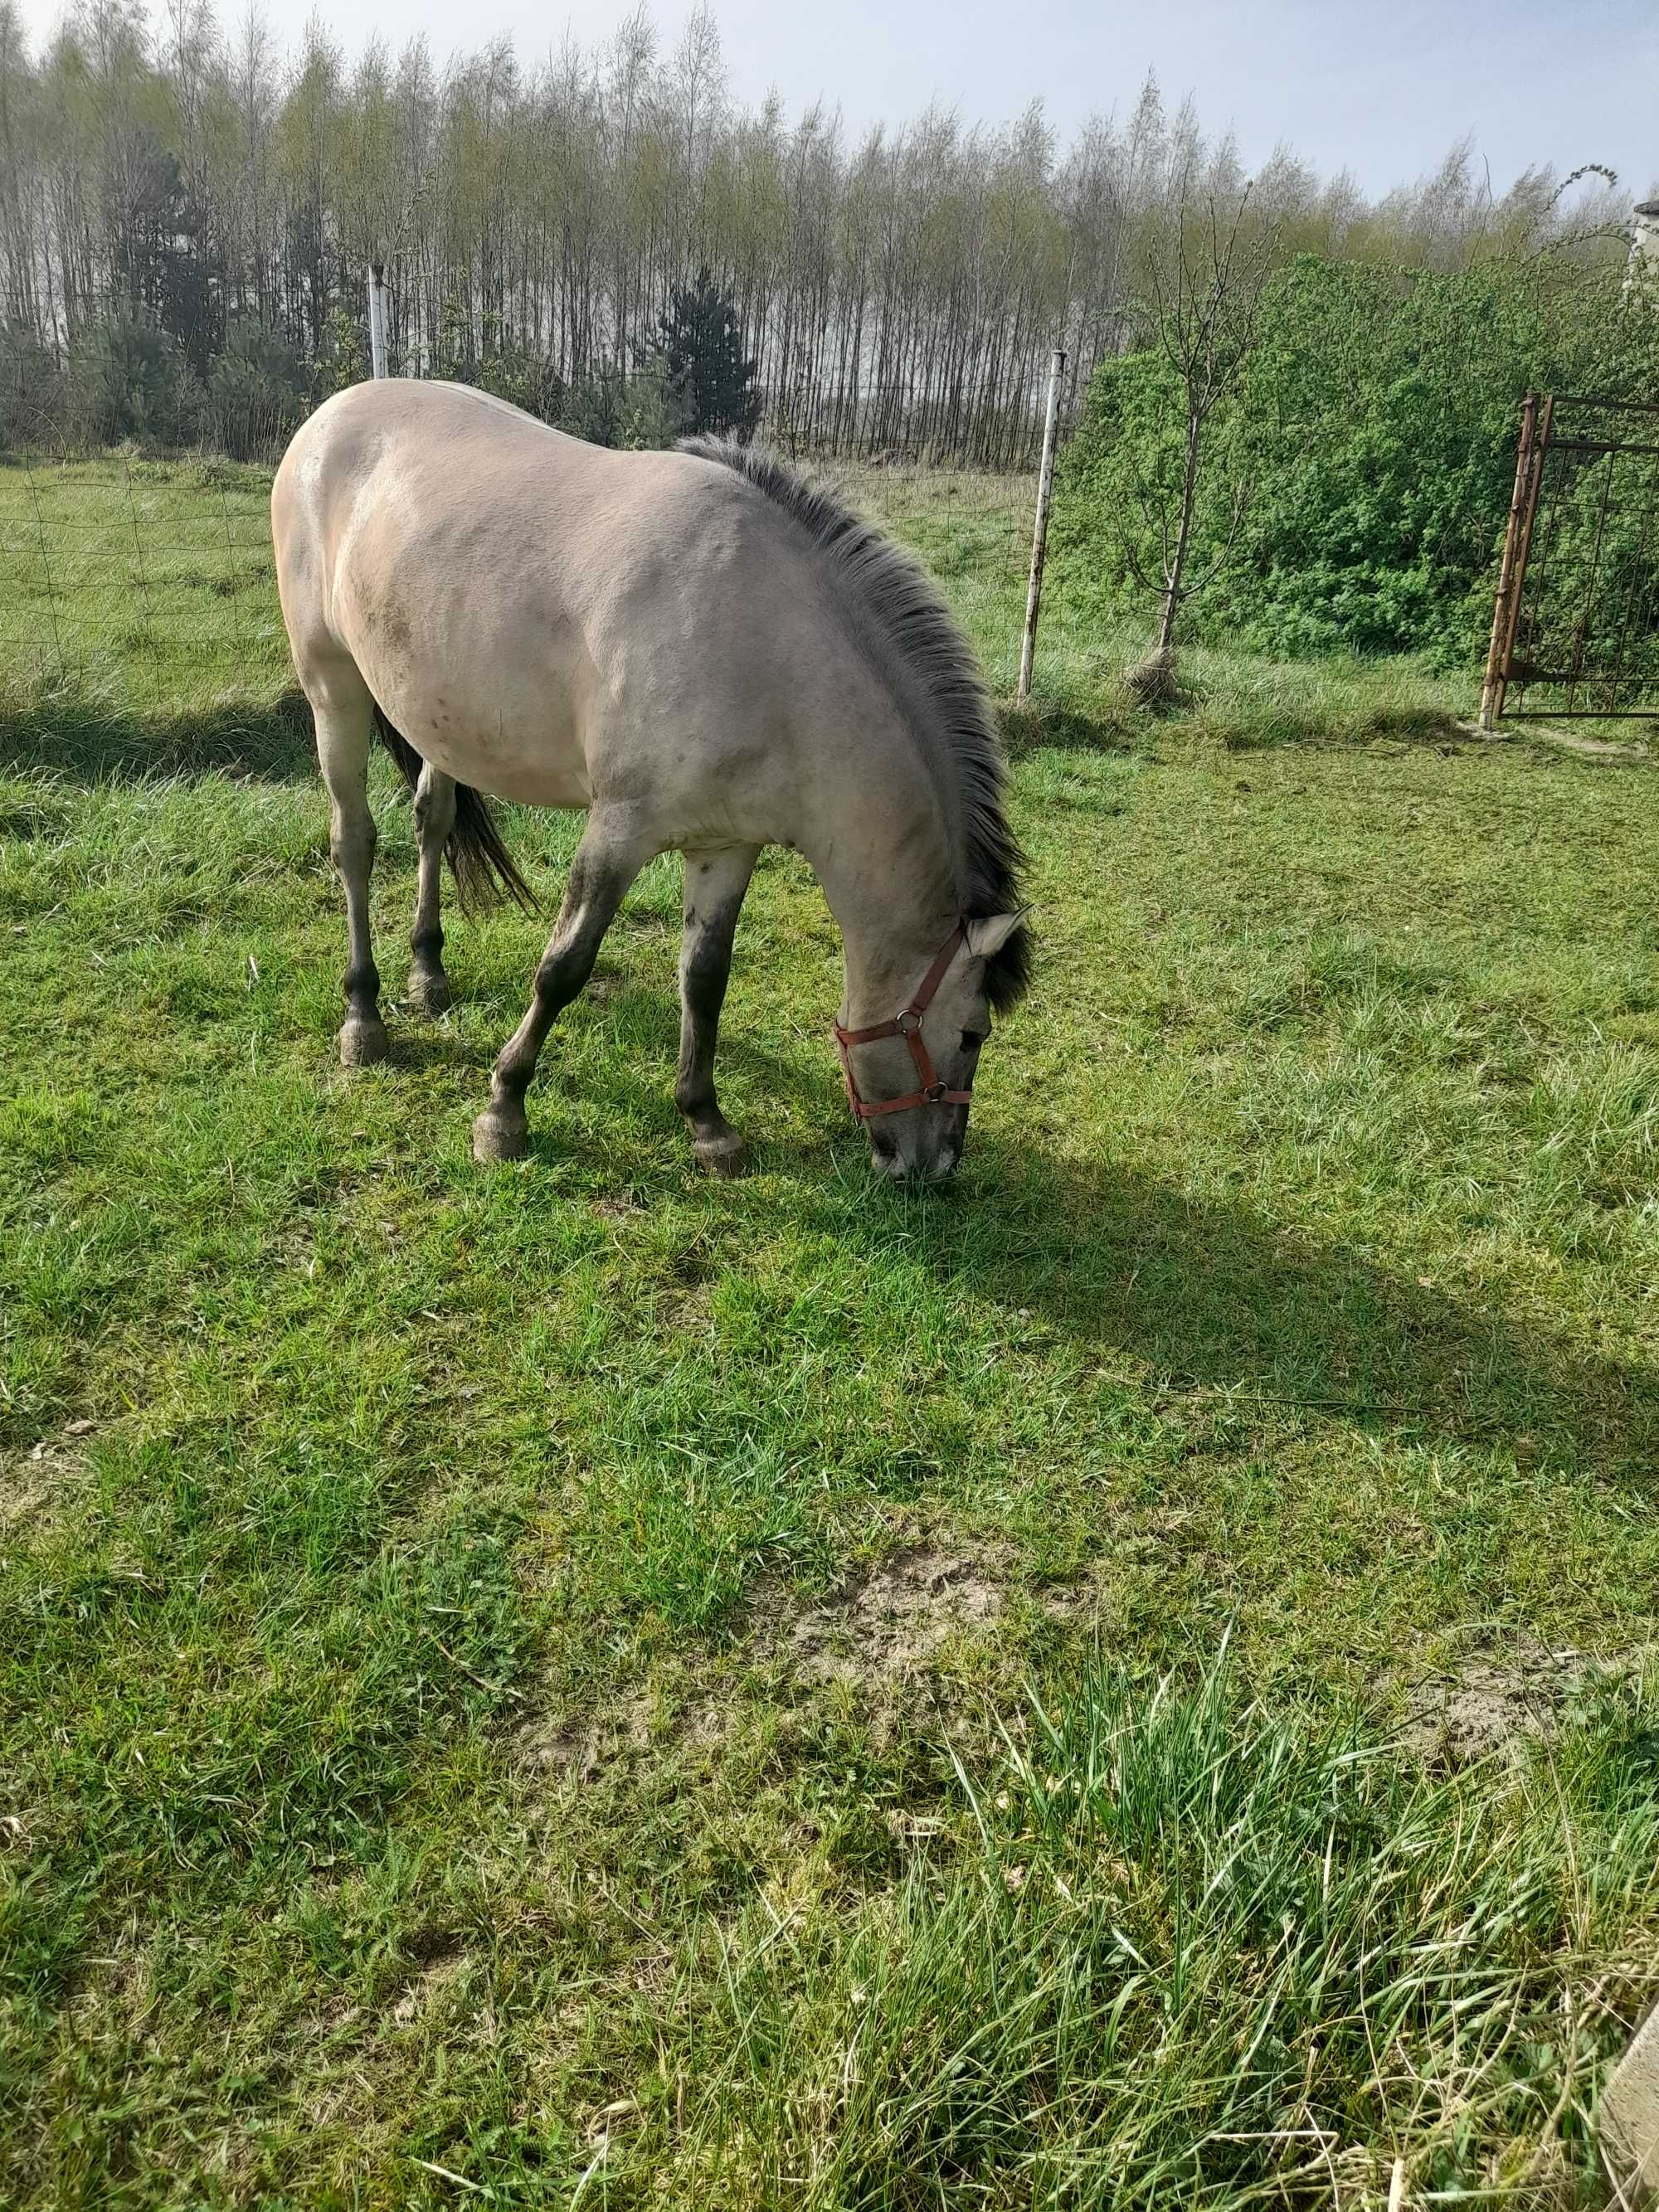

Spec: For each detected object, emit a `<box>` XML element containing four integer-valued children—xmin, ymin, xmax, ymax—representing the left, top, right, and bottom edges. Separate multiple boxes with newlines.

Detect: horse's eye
<box><xmin>961</xmin><ymin>1029</ymin><xmax>986</xmax><ymax>1051</ymax></box>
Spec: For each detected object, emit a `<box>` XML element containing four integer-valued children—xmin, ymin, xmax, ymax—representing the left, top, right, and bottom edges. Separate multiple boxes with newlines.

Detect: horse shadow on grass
<box><xmin>283</xmin><ymin>868</ymin><xmax>1654</xmax><ymax>1500</ymax></box>
<box><xmin>998</xmin><ymin>699</ymin><xmax>1146</xmax><ymax>756</ymax></box>
<box><xmin>0</xmin><ymin>688</ymin><xmax>316</xmax><ymax>784</ymax></box>
<box><xmin>839</xmin><ymin>1130</ymin><xmax>1659</xmax><ymax>1490</ymax></box>
<box><xmin>499</xmin><ymin>992</ymin><xmax>1658</xmax><ymax>1493</ymax></box>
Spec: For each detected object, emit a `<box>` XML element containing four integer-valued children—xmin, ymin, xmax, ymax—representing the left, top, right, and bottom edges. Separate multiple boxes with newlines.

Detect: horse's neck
<box><xmin>803</xmin><ymin>763</ymin><xmax>959</xmax><ymax>1023</ymax></box>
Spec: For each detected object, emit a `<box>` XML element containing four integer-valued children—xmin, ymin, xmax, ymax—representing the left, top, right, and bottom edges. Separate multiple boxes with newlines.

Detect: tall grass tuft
<box><xmin>669</xmin><ymin>1653</ymin><xmax>1658</xmax><ymax>2207</ymax></box>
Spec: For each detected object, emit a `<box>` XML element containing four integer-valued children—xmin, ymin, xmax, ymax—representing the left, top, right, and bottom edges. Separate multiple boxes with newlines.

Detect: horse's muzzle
<box><xmin>868</xmin><ymin>1107</ymin><xmax>966</xmax><ymax>1182</ymax></box>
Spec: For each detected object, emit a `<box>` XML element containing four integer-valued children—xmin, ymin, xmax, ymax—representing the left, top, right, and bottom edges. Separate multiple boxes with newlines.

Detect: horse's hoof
<box><xmin>410</xmin><ymin>966</ymin><xmax>452</xmax><ymax>1017</ymax></box>
<box><xmin>339</xmin><ymin>1016</ymin><xmax>389</xmax><ymax>1067</ymax></box>
<box><xmin>693</xmin><ymin>1133</ymin><xmax>748</xmax><ymax>1179</ymax></box>
<box><xmin>472</xmin><ymin>1107</ymin><xmax>528</xmax><ymax>1164</ymax></box>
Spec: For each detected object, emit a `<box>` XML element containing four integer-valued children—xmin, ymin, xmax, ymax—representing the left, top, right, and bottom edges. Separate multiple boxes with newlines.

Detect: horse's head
<box><xmin>836</xmin><ymin>912</ymin><xmax>1029</xmax><ymax>1182</ymax></box>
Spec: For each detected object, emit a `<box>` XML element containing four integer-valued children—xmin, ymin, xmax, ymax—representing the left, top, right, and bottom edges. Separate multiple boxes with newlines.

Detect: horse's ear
<box><xmin>964</xmin><ymin>912</ymin><xmax>1024</xmax><ymax>961</ymax></box>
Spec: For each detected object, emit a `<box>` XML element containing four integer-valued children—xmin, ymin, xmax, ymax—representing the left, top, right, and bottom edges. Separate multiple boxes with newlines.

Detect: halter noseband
<box><xmin>833</xmin><ymin>922</ymin><xmax>974</xmax><ymax>1120</ymax></box>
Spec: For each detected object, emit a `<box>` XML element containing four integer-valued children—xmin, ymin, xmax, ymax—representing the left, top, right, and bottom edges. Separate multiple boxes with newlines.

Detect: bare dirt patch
<box><xmin>1</xmin><ymin>1422</ymin><xmax>96</xmax><ymax>1539</ymax></box>
<box><xmin>513</xmin><ymin>1704</ymin><xmax>646</xmax><ymax>1785</ymax></box>
<box><xmin>1394</xmin><ymin>1636</ymin><xmax>1648</xmax><ymax>1764</ymax></box>
<box><xmin>0</xmin><ymin>1465</ymin><xmax>55</xmax><ymax>1539</ymax></box>
<box><xmin>1455</xmin><ymin>718</ymin><xmax>1653</xmax><ymax>764</ymax></box>
<box><xmin>512</xmin><ymin>1544</ymin><xmax>1092</xmax><ymax>1786</ymax></box>
<box><xmin>590</xmin><ymin>1194</ymin><xmax>645</xmax><ymax>1223</ymax></box>
<box><xmin>390</xmin><ymin>1933</ymin><xmax>468</xmax><ymax>2026</ymax></box>
<box><xmin>751</xmin><ymin>1543</ymin><xmax>1087</xmax><ymax>1711</ymax></box>
<box><xmin>771</xmin><ymin>1547</ymin><xmax>1012</xmax><ymax>1687</ymax></box>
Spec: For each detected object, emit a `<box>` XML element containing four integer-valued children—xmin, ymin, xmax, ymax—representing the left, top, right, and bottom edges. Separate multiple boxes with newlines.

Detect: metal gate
<box><xmin>1481</xmin><ymin>392</ymin><xmax>1659</xmax><ymax>726</ymax></box>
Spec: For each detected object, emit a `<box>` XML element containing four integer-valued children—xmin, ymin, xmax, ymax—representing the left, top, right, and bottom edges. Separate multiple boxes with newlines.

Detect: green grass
<box><xmin>2</xmin><ymin>452</ymin><xmax>1657</xmax><ymax>2208</ymax></box>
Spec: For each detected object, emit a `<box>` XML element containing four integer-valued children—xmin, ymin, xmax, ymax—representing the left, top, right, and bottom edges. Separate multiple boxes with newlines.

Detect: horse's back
<box><xmin>272</xmin><ymin>381</ymin><xmax>865</xmax><ymax>820</ymax></box>
<box><xmin>274</xmin><ymin>380</ymin><xmax>591</xmax><ymax>612</ymax></box>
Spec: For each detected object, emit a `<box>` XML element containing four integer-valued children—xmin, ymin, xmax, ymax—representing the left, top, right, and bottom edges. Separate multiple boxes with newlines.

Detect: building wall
<box><xmin>1627</xmin><ymin>202</ymin><xmax>1659</xmax><ymax>292</ymax></box>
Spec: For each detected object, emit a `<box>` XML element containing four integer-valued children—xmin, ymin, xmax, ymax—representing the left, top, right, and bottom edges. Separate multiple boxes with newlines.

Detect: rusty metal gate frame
<box><xmin>1481</xmin><ymin>391</ymin><xmax>1659</xmax><ymax>726</ymax></box>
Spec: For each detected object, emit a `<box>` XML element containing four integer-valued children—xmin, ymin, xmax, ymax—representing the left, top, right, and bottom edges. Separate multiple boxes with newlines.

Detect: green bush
<box><xmin>559</xmin><ymin>360</ymin><xmax>684</xmax><ymax>450</ymax></box>
<box><xmin>0</xmin><ymin>323</ymin><xmax>66</xmax><ymax>451</ymax></box>
<box><xmin>474</xmin><ymin>323</ymin><xmax>564</xmax><ymax>422</ymax></box>
<box><xmin>429</xmin><ymin>299</ymin><xmax>565</xmax><ymax>423</ymax></box>
<box><xmin>1050</xmin><ymin>253</ymin><xmax>1659</xmax><ymax>668</ymax></box>
<box><xmin>559</xmin><ymin>269</ymin><xmax>760</xmax><ymax>450</ymax></box>
<box><xmin>312</xmin><ymin>304</ymin><xmax>369</xmax><ymax>401</ymax></box>
<box><xmin>209</xmin><ymin>319</ymin><xmax>309</xmax><ymax>459</ymax></box>
<box><xmin>68</xmin><ymin>316</ymin><xmax>202</xmax><ymax>449</ymax></box>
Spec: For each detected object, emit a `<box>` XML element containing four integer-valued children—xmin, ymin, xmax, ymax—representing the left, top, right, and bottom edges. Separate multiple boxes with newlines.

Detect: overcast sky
<box><xmin>13</xmin><ymin>0</ymin><xmax>1657</xmax><ymax>204</ymax></box>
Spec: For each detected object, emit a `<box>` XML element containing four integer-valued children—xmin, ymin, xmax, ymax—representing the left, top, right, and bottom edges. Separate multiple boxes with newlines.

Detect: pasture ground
<box><xmin>2</xmin><ymin>455</ymin><xmax>1657</xmax><ymax>2208</ymax></box>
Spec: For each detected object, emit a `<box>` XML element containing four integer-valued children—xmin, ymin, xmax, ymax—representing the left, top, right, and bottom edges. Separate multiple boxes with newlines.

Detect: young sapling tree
<box><xmin>1125</xmin><ymin>185</ymin><xmax>1276</xmax><ymax>701</ymax></box>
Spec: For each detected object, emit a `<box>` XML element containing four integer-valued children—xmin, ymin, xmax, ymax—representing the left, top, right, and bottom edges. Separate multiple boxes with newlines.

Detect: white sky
<box><xmin>12</xmin><ymin>0</ymin><xmax>1657</xmax><ymax>203</ymax></box>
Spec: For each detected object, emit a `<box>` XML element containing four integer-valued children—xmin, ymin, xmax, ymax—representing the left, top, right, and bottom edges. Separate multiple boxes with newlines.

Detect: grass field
<box><xmin>2</xmin><ymin>451</ymin><xmax>1657</xmax><ymax>2208</ymax></box>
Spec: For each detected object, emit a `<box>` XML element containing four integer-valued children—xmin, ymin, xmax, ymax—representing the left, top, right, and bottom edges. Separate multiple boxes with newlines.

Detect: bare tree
<box><xmin>1125</xmin><ymin>183</ymin><xmax>1276</xmax><ymax>699</ymax></box>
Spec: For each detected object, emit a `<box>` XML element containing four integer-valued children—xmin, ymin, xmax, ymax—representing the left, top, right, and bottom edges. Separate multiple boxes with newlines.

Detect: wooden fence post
<box><xmin>368</xmin><ymin>262</ymin><xmax>388</xmax><ymax>380</ymax></box>
<box><xmin>1480</xmin><ymin>392</ymin><xmax>1538</xmax><ymax>730</ymax></box>
<box><xmin>1018</xmin><ymin>347</ymin><xmax>1066</xmax><ymax>704</ymax></box>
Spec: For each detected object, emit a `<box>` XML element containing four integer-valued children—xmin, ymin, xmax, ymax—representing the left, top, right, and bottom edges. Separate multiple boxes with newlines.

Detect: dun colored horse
<box><xmin>273</xmin><ymin>380</ymin><xmax>1030</xmax><ymax>1180</ymax></box>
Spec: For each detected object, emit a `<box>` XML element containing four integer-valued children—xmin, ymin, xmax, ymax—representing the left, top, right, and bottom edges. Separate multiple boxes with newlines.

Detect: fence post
<box><xmin>1496</xmin><ymin>391</ymin><xmax>1552</xmax><ymax>720</ymax></box>
<box><xmin>1018</xmin><ymin>347</ymin><xmax>1065</xmax><ymax>704</ymax></box>
<box><xmin>1480</xmin><ymin>391</ymin><xmax>1538</xmax><ymax>730</ymax></box>
<box><xmin>368</xmin><ymin>261</ymin><xmax>388</xmax><ymax>380</ymax></box>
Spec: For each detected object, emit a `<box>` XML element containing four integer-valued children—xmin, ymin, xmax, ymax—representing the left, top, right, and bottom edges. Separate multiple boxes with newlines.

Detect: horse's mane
<box><xmin>679</xmin><ymin>435</ymin><xmax>1032</xmax><ymax>1012</ymax></box>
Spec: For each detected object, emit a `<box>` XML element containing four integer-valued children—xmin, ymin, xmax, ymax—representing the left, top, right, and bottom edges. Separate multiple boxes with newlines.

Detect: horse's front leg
<box><xmin>472</xmin><ymin>809</ymin><xmax>655</xmax><ymax>1164</ymax></box>
<box><xmin>676</xmin><ymin>843</ymin><xmax>759</xmax><ymax>1178</ymax></box>
<box><xmin>408</xmin><ymin>762</ymin><xmax>456</xmax><ymax>1014</ymax></box>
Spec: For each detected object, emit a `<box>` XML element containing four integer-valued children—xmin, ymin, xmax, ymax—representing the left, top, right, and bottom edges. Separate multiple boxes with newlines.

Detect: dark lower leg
<box><xmin>472</xmin><ymin>819</ymin><xmax>649</xmax><ymax>1164</ymax></box>
<box><xmin>675</xmin><ymin>844</ymin><xmax>757</xmax><ymax>1175</ymax></box>
<box><xmin>410</xmin><ymin>766</ymin><xmax>457</xmax><ymax>1014</ymax></box>
<box><xmin>334</xmin><ymin>805</ymin><xmax>385</xmax><ymax>1066</ymax></box>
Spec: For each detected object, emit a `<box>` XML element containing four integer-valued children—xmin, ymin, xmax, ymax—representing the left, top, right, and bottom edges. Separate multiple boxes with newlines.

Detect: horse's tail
<box><xmin>372</xmin><ymin>706</ymin><xmax>538</xmax><ymax>917</ymax></box>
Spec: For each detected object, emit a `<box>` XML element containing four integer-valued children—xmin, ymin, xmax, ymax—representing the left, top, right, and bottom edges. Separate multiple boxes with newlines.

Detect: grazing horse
<box><xmin>272</xmin><ymin>380</ymin><xmax>1031</xmax><ymax>1181</ymax></box>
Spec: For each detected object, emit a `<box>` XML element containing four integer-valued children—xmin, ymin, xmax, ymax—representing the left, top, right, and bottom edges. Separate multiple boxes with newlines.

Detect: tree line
<box><xmin>0</xmin><ymin>0</ymin><xmax>1638</xmax><ymax>464</ymax></box>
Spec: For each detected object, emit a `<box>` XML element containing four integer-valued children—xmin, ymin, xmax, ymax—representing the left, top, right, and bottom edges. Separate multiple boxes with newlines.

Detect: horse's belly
<box><xmin>408</xmin><ymin>708</ymin><xmax>591</xmax><ymax>809</ymax></box>
<box><xmin>358</xmin><ymin>615</ymin><xmax>593</xmax><ymax>809</ymax></box>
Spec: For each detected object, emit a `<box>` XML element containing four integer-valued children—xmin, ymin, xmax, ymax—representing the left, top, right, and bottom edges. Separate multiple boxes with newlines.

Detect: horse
<box><xmin>271</xmin><ymin>379</ymin><xmax>1031</xmax><ymax>1182</ymax></box>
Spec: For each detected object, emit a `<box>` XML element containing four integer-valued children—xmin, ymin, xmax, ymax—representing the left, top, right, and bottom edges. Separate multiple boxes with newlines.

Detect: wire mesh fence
<box><xmin>0</xmin><ymin>446</ymin><xmax>1044</xmax><ymax>724</ymax></box>
<box><xmin>0</xmin><ymin>449</ymin><xmax>291</xmax><ymax>723</ymax></box>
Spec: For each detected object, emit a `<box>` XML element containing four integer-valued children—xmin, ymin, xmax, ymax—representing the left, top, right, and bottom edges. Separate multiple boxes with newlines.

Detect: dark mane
<box><xmin>679</xmin><ymin>435</ymin><xmax>1032</xmax><ymax>1011</ymax></box>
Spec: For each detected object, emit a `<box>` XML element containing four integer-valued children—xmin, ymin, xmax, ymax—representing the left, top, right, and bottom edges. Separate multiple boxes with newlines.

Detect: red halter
<box><xmin>833</xmin><ymin>922</ymin><xmax>973</xmax><ymax>1120</ymax></box>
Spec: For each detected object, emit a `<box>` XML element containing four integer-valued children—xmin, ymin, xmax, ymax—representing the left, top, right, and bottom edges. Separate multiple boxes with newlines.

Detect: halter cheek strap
<box><xmin>832</xmin><ymin>922</ymin><xmax>974</xmax><ymax>1119</ymax></box>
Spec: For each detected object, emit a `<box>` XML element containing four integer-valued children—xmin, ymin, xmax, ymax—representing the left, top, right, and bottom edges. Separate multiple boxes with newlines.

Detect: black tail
<box><xmin>372</xmin><ymin>705</ymin><xmax>538</xmax><ymax>918</ymax></box>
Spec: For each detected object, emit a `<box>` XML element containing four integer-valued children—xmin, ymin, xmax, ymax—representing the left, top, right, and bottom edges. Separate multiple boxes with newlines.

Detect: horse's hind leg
<box><xmin>677</xmin><ymin>844</ymin><xmax>758</xmax><ymax>1178</ymax></box>
<box><xmin>409</xmin><ymin>763</ymin><xmax>457</xmax><ymax>1015</ymax></box>
<box><xmin>472</xmin><ymin>809</ymin><xmax>656</xmax><ymax>1164</ymax></box>
<box><xmin>308</xmin><ymin>665</ymin><xmax>387</xmax><ymax>1067</ymax></box>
